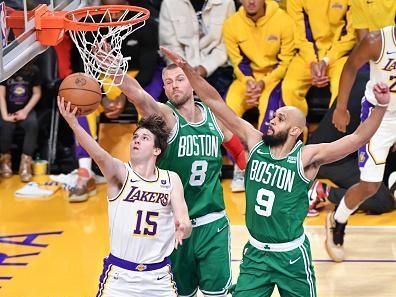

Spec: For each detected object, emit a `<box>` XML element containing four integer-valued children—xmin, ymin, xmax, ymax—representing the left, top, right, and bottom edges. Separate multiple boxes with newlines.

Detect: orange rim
<box><xmin>63</xmin><ymin>5</ymin><xmax>150</xmax><ymax>31</ymax></box>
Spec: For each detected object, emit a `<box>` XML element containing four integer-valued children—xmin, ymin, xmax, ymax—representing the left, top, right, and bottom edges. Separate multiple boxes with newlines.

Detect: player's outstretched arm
<box><xmin>57</xmin><ymin>97</ymin><xmax>125</xmax><ymax>185</ymax></box>
<box><xmin>169</xmin><ymin>171</ymin><xmax>192</xmax><ymax>249</ymax></box>
<box><xmin>303</xmin><ymin>82</ymin><xmax>389</xmax><ymax>171</ymax></box>
<box><xmin>160</xmin><ymin>46</ymin><xmax>262</xmax><ymax>150</ymax></box>
<box><xmin>94</xmin><ymin>42</ymin><xmax>174</xmax><ymax>127</ymax></box>
<box><xmin>333</xmin><ymin>30</ymin><xmax>382</xmax><ymax>132</ymax></box>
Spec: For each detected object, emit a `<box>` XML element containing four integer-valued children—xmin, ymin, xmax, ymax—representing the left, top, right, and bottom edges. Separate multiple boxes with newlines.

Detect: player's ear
<box><xmin>289</xmin><ymin>126</ymin><xmax>302</xmax><ymax>137</ymax></box>
<box><xmin>154</xmin><ymin>147</ymin><xmax>161</xmax><ymax>157</ymax></box>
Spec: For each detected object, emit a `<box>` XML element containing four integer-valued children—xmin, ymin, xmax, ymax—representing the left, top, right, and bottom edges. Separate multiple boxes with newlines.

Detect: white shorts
<box><xmin>96</xmin><ymin>255</ymin><xmax>177</xmax><ymax>297</ymax></box>
<box><xmin>359</xmin><ymin>99</ymin><xmax>396</xmax><ymax>182</ymax></box>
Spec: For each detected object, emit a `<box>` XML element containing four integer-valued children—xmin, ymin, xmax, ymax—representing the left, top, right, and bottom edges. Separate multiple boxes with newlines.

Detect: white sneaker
<box><xmin>50</xmin><ymin>169</ymin><xmax>106</xmax><ymax>187</ymax></box>
<box><xmin>231</xmin><ymin>165</ymin><xmax>245</xmax><ymax>193</ymax></box>
<box><xmin>15</xmin><ymin>182</ymin><xmax>54</xmax><ymax>198</ymax></box>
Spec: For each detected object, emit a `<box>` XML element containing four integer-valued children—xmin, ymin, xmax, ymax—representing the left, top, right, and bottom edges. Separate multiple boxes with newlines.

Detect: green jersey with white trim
<box><xmin>245</xmin><ymin>140</ymin><xmax>313</xmax><ymax>243</ymax></box>
<box><xmin>157</xmin><ymin>101</ymin><xmax>225</xmax><ymax>219</ymax></box>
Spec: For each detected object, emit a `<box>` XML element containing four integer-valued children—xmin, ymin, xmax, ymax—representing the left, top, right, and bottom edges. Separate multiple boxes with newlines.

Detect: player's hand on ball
<box><xmin>373</xmin><ymin>82</ymin><xmax>390</xmax><ymax>107</ymax></box>
<box><xmin>57</xmin><ymin>96</ymin><xmax>78</xmax><ymax>127</ymax></box>
<box><xmin>174</xmin><ymin>220</ymin><xmax>186</xmax><ymax>249</ymax></box>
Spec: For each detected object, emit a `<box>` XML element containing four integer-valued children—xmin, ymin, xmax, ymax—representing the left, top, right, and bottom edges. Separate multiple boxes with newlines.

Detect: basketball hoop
<box><xmin>64</xmin><ymin>5</ymin><xmax>150</xmax><ymax>92</ymax></box>
<box><xmin>7</xmin><ymin>4</ymin><xmax>150</xmax><ymax>93</ymax></box>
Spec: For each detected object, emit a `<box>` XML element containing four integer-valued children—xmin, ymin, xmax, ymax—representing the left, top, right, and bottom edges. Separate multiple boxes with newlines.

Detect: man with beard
<box><xmin>160</xmin><ymin>47</ymin><xmax>390</xmax><ymax>297</ymax></box>
<box><xmin>103</xmin><ymin>57</ymin><xmax>246</xmax><ymax>295</ymax></box>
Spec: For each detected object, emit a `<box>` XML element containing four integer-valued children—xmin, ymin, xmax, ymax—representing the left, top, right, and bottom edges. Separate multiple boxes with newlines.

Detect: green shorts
<box><xmin>233</xmin><ymin>237</ymin><xmax>316</xmax><ymax>297</ymax></box>
<box><xmin>170</xmin><ymin>216</ymin><xmax>231</xmax><ymax>297</ymax></box>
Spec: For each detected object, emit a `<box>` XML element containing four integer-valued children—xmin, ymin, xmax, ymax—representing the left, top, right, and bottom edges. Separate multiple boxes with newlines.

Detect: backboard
<box><xmin>0</xmin><ymin>0</ymin><xmax>85</xmax><ymax>82</ymax></box>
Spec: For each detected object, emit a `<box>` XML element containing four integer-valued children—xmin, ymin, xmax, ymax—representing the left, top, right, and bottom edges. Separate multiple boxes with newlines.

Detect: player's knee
<box><xmin>359</xmin><ymin>181</ymin><xmax>382</xmax><ymax>197</ymax></box>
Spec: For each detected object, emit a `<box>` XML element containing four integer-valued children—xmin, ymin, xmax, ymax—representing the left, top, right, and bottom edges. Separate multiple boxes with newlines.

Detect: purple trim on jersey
<box><xmin>358</xmin><ymin>97</ymin><xmax>374</xmax><ymax>168</ymax></box>
<box><xmin>303</xmin><ymin>10</ymin><xmax>318</xmax><ymax>55</ymax></box>
<box><xmin>237</xmin><ymin>46</ymin><xmax>253</xmax><ymax>77</ymax></box>
<box><xmin>75</xmin><ymin>116</ymin><xmax>91</xmax><ymax>159</ymax></box>
<box><xmin>259</xmin><ymin>82</ymin><xmax>284</xmax><ymax>133</ymax></box>
<box><xmin>96</xmin><ymin>257</ymin><xmax>112</xmax><ymax>297</ymax></box>
<box><xmin>108</xmin><ymin>253</ymin><xmax>171</xmax><ymax>271</ymax></box>
<box><xmin>143</xmin><ymin>64</ymin><xmax>164</xmax><ymax>101</ymax></box>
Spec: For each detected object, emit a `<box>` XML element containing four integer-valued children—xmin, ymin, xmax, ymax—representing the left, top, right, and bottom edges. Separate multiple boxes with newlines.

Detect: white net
<box><xmin>67</xmin><ymin>7</ymin><xmax>146</xmax><ymax>94</ymax></box>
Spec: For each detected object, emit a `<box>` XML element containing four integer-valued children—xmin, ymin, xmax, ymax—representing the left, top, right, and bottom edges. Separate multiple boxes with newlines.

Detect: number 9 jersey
<box><xmin>108</xmin><ymin>163</ymin><xmax>176</xmax><ymax>264</ymax></box>
<box><xmin>245</xmin><ymin>140</ymin><xmax>313</xmax><ymax>243</ymax></box>
<box><xmin>157</xmin><ymin>101</ymin><xmax>225</xmax><ymax>219</ymax></box>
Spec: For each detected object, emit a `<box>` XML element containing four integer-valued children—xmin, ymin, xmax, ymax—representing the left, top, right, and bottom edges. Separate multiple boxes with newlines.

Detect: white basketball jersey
<box><xmin>365</xmin><ymin>25</ymin><xmax>396</xmax><ymax>110</ymax></box>
<box><xmin>108</xmin><ymin>163</ymin><xmax>175</xmax><ymax>264</ymax></box>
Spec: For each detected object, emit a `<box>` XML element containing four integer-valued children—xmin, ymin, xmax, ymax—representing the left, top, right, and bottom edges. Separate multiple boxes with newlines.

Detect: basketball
<box><xmin>58</xmin><ymin>73</ymin><xmax>102</xmax><ymax>116</ymax></box>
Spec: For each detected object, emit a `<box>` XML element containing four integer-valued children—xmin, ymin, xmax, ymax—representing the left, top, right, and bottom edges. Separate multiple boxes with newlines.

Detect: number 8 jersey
<box><xmin>108</xmin><ymin>163</ymin><xmax>175</xmax><ymax>264</ymax></box>
<box><xmin>157</xmin><ymin>101</ymin><xmax>225</xmax><ymax>219</ymax></box>
<box><xmin>245</xmin><ymin>141</ymin><xmax>314</xmax><ymax>243</ymax></box>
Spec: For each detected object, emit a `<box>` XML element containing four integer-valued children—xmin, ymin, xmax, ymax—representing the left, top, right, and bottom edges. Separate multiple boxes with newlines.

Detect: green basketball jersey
<box><xmin>245</xmin><ymin>140</ymin><xmax>313</xmax><ymax>243</ymax></box>
<box><xmin>157</xmin><ymin>101</ymin><xmax>225</xmax><ymax>219</ymax></box>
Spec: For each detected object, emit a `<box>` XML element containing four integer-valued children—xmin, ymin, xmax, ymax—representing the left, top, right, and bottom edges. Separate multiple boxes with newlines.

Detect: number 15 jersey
<box><xmin>108</xmin><ymin>163</ymin><xmax>175</xmax><ymax>264</ymax></box>
<box><xmin>157</xmin><ymin>101</ymin><xmax>225</xmax><ymax>219</ymax></box>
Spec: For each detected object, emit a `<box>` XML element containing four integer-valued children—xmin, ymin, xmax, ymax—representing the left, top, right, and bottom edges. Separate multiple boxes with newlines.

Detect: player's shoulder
<box><xmin>167</xmin><ymin>170</ymin><xmax>182</xmax><ymax>181</ymax></box>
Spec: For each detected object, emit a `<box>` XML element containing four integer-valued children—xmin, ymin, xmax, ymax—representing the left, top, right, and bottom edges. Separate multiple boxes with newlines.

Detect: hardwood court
<box><xmin>0</xmin><ymin>177</ymin><xmax>395</xmax><ymax>297</ymax></box>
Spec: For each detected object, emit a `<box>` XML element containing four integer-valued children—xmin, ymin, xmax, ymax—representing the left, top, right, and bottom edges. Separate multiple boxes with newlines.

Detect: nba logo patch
<box><xmin>161</xmin><ymin>179</ymin><xmax>166</xmax><ymax>185</ymax></box>
<box><xmin>0</xmin><ymin>2</ymin><xmax>7</xmax><ymax>48</ymax></box>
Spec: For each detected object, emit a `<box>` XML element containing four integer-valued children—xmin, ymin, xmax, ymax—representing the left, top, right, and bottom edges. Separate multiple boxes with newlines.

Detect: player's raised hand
<box><xmin>57</xmin><ymin>96</ymin><xmax>78</xmax><ymax>127</ymax></box>
<box><xmin>160</xmin><ymin>47</ymin><xmax>187</xmax><ymax>68</ymax></box>
<box><xmin>174</xmin><ymin>220</ymin><xmax>186</xmax><ymax>249</ymax></box>
<box><xmin>373</xmin><ymin>82</ymin><xmax>390</xmax><ymax>107</ymax></box>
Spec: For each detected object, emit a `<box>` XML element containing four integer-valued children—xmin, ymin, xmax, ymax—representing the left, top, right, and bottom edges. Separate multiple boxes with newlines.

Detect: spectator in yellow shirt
<box><xmin>351</xmin><ymin>0</ymin><xmax>396</xmax><ymax>41</ymax></box>
<box><xmin>283</xmin><ymin>0</ymin><xmax>357</xmax><ymax>114</ymax></box>
<box><xmin>222</xmin><ymin>0</ymin><xmax>296</xmax><ymax>133</ymax></box>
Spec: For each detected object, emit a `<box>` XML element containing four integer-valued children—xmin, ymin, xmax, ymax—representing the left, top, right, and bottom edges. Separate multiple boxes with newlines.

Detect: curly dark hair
<box><xmin>134</xmin><ymin>114</ymin><xmax>170</xmax><ymax>160</ymax></box>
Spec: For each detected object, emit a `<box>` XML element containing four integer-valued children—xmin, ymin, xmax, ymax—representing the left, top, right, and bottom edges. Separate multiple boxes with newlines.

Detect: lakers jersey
<box><xmin>245</xmin><ymin>141</ymin><xmax>313</xmax><ymax>243</ymax></box>
<box><xmin>108</xmin><ymin>163</ymin><xmax>175</xmax><ymax>264</ymax></box>
<box><xmin>365</xmin><ymin>25</ymin><xmax>396</xmax><ymax>110</ymax></box>
<box><xmin>157</xmin><ymin>101</ymin><xmax>225</xmax><ymax>219</ymax></box>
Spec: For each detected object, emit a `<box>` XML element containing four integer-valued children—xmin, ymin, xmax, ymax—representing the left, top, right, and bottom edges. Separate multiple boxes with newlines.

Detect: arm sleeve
<box><xmin>287</xmin><ymin>0</ymin><xmax>317</xmax><ymax>64</ymax></box>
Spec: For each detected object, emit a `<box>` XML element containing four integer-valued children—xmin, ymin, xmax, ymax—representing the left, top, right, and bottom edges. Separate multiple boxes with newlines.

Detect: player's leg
<box><xmin>139</xmin><ymin>264</ymin><xmax>178</xmax><ymax>297</ymax></box>
<box><xmin>326</xmin><ymin>104</ymin><xmax>396</xmax><ymax>262</ymax></box>
<box><xmin>170</xmin><ymin>232</ymin><xmax>199</xmax><ymax>297</ymax></box>
<box><xmin>233</xmin><ymin>242</ymin><xmax>275</xmax><ymax>297</ymax></box>
<box><xmin>281</xmin><ymin>55</ymin><xmax>311</xmax><ymax>116</ymax></box>
<box><xmin>275</xmin><ymin>238</ymin><xmax>317</xmax><ymax>297</ymax></box>
<box><xmin>195</xmin><ymin>216</ymin><xmax>231</xmax><ymax>297</ymax></box>
<box><xmin>327</xmin><ymin>57</ymin><xmax>348</xmax><ymax>107</ymax></box>
<box><xmin>257</xmin><ymin>80</ymin><xmax>283</xmax><ymax>134</ymax></box>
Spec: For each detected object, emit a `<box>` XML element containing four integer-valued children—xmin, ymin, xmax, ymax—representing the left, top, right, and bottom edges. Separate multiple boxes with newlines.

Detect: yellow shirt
<box><xmin>351</xmin><ymin>0</ymin><xmax>396</xmax><ymax>31</ymax></box>
<box><xmin>222</xmin><ymin>1</ymin><xmax>296</xmax><ymax>85</ymax></box>
<box><xmin>287</xmin><ymin>0</ymin><xmax>356</xmax><ymax>64</ymax></box>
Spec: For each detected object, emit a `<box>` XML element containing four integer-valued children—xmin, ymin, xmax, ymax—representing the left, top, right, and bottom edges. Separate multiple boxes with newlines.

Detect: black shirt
<box><xmin>0</xmin><ymin>65</ymin><xmax>41</xmax><ymax>113</ymax></box>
